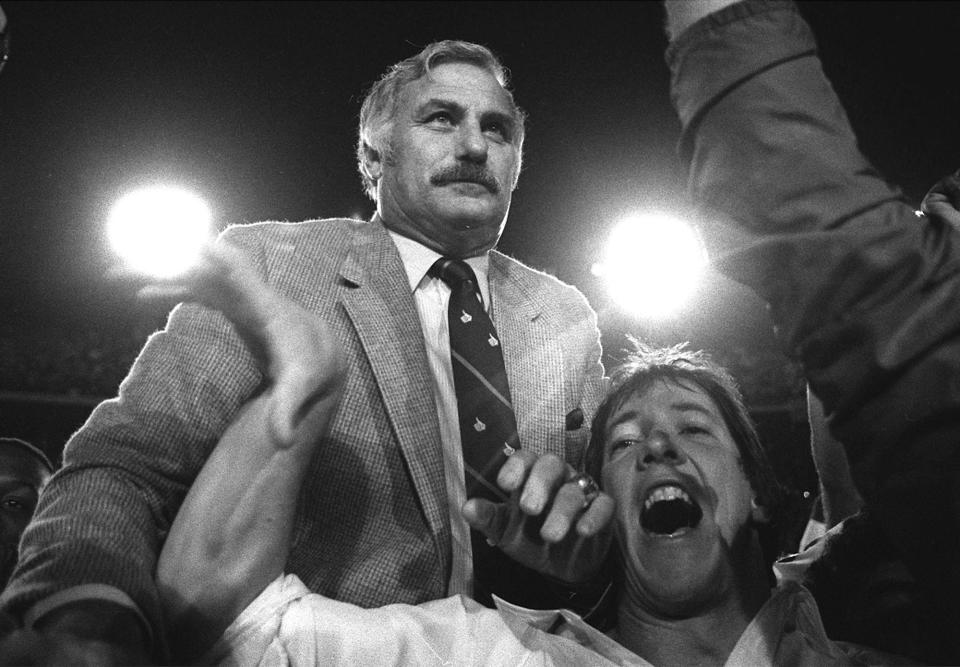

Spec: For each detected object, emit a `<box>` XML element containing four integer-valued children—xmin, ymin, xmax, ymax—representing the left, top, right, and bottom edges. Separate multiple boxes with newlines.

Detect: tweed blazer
<box><xmin>2</xmin><ymin>217</ymin><xmax>604</xmax><ymax>643</ymax></box>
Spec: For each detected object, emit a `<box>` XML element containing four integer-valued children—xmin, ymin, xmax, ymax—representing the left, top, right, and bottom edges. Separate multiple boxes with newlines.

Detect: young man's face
<box><xmin>0</xmin><ymin>449</ymin><xmax>50</xmax><ymax>584</ymax></box>
<box><xmin>600</xmin><ymin>378</ymin><xmax>763</xmax><ymax>614</ymax></box>
<box><xmin>374</xmin><ymin>61</ymin><xmax>522</xmax><ymax>258</ymax></box>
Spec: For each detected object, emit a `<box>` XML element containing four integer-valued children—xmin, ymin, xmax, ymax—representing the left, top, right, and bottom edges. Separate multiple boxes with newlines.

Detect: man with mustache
<box><xmin>0</xmin><ymin>40</ymin><xmax>606</xmax><ymax>662</ymax></box>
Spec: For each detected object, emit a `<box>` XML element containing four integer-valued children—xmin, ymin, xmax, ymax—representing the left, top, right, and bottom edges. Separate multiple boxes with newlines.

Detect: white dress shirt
<box><xmin>388</xmin><ymin>230</ymin><xmax>491</xmax><ymax>597</ymax></box>
<box><xmin>205</xmin><ymin>574</ymin><xmax>901</xmax><ymax>666</ymax></box>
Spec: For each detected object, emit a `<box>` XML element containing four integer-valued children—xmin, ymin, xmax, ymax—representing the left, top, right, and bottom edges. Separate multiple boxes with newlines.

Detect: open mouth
<box><xmin>641</xmin><ymin>484</ymin><xmax>703</xmax><ymax>536</ymax></box>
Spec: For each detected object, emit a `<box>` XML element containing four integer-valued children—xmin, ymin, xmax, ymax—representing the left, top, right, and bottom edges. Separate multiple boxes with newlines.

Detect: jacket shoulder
<box><xmin>221</xmin><ymin>217</ymin><xmax>367</xmax><ymax>248</ymax></box>
<box><xmin>490</xmin><ymin>250</ymin><xmax>592</xmax><ymax>310</ymax></box>
<box><xmin>217</xmin><ymin>218</ymin><xmax>373</xmax><ymax>293</ymax></box>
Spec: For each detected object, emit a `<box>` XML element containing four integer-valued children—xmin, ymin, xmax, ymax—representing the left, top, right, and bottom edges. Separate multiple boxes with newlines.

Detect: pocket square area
<box><xmin>565</xmin><ymin>408</ymin><xmax>584</xmax><ymax>431</ymax></box>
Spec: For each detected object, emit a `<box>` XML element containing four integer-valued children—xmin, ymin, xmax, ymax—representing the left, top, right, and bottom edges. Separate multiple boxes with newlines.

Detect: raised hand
<box><xmin>131</xmin><ymin>239</ymin><xmax>345</xmax><ymax>448</ymax></box>
<box><xmin>148</xmin><ymin>240</ymin><xmax>346</xmax><ymax>659</ymax></box>
<box><xmin>462</xmin><ymin>451</ymin><xmax>614</xmax><ymax>584</ymax></box>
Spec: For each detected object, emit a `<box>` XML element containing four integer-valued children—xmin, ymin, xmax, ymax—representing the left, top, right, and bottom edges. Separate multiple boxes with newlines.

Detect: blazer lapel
<box><xmin>338</xmin><ymin>220</ymin><xmax>451</xmax><ymax>576</ymax></box>
<box><xmin>488</xmin><ymin>253</ymin><xmax>564</xmax><ymax>456</ymax></box>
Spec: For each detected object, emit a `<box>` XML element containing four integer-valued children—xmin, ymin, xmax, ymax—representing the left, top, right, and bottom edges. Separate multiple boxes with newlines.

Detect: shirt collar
<box><xmin>386</xmin><ymin>227</ymin><xmax>491</xmax><ymax>307</ymax></box>
<box><xmin>492</xmin><ymin>596</ymin><xmax>649</xmax><ymax>666</ymax></box>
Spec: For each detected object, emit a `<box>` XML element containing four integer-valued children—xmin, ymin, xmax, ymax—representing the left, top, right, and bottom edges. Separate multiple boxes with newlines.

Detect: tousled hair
<box><xmin>356</xmin><ymin>40</ymin><xmax>526</xmax><ymax>201</ymax></box>
<box><xmin>586</xmin><ymin>341</ymin><xmax>786</xmax><ymax>569</ymax></box>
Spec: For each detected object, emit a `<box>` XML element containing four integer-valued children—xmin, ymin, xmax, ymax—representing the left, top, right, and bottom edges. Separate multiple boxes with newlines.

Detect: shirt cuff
<box><xmin>201</xmin><ymin>573</ymin><xmax>309</xmax><ymax>665</ymax></box>
<box><xmin>666</xmin><ymin>0</ymin><xmax>814</xmax><ymax>134</ymax></box>
<box><xmin>23</xmin><ymin>583</ymin><xmax>152</xmax><ymax>645</ymax></box>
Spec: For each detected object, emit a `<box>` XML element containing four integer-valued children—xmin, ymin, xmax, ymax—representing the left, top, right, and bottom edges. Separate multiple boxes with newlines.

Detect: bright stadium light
<box><xmin>593</xmin><ymin>212</ymin><xmax>707</xmax><ymax>320</ymax></box>
<box><xmin>107</xmin><ymin>186</ymin><xmax>213</xmax><ymax>278</ymax></box>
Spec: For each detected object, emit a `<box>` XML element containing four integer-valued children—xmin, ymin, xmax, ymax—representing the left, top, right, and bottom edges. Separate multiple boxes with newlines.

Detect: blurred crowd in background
<box><xmin>0</xmin><ymin>321</ymin><xmax>805</xmax><ymax>406</ymax></box>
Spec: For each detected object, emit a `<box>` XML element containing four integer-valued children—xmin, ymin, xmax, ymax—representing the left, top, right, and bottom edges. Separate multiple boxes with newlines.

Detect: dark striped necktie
<box><xmin>429</xmin><ymin>257</ymin><xmax>520</xmax><ymax>504</ymax></box>
<box><xmin>431</xmin><ymin>258</ymin><xmax>566</xmax><ymax>609</ymax></box>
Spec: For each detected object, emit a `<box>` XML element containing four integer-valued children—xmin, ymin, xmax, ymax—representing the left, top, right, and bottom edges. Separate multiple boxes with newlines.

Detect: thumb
<box><xmin>267</xmin><ymin>388</ymin><xmax>296</xmax><ymax>450</ymax></box>
<box><xmin>462</xmin><ymin>498</ymin><xmax>509</xmax><ymax>545</ymax></box>
<box><xmin>267</xmin><ymin>372</ymin><xmax>317</xmax><ymax>450</ymax></box>
<box><xmin>268</xmin><ymin>367</ymin><xmax>344</xmax><ymax>450</ymax></box>
<box><xmin>920</xmin><ymin>169</ymin><xmax>960</xmax><ymax>228</ymax></box>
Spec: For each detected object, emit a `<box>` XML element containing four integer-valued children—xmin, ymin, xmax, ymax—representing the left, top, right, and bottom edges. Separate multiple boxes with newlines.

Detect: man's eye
<box><xmin>483</xmin><ymin>122</ymin><xmax>508</xmax><ymax>140</ymax></box>
<box><xmin>680</xmin><ymin>425</ymin><xmax>709</xmax><ymax>436</ymax></box>
<box><xmin>2</xmin><ymin>498</ymin><xmax>27</xmax><ymax>512</ymax></box>
<box><xmin>427</xmin><ymin>112</ymin><xmax>453</xmax><ymax>125</ymax></box>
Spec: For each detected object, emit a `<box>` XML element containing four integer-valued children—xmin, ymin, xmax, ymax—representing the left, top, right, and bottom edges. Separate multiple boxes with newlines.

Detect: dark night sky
<box><xmin>1</xmin><ymin>1</ymin><xmax>959</xmax><ymax>353</ymax></box>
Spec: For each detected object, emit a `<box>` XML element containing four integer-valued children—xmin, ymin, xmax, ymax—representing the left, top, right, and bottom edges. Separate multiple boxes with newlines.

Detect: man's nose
<box><xmin>455</xmin><ymin>122</ymin><xmax>488</xmax><ymax>162</ymax></box>
<box><xmin>635</xmin><ymin>431</ymin><xmax>687</xmax><ymax>469</ymax></box>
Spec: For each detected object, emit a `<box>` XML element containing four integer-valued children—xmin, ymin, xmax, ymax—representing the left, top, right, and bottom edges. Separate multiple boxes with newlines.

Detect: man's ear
<box><xmin>750</xmin><ymin>498</ymin><xmax>770</xmax><ymax>524</ymax></box>
<box><xmin>362</xmin><ymin>143</ymin><xmax>383</xmax><ymax>181</ymax></box>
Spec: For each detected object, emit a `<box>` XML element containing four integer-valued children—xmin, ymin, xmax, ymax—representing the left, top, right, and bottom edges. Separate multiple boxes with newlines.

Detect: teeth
<box><xmin>644</xmin><ymin>485</ymin><xmax>691</xmax><ymax>510</ymax></box>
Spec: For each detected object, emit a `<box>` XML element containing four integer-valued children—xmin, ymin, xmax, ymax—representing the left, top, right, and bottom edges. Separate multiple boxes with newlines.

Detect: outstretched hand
<box><xmin>120</xmin><ymin>240</ymin><xmax>345</xmax><ymax>448</ymax></box>
<box><xmin>921</xmin><ymin>168</ymin><xmax>960</xmax><ymax>232</ymax></box>
<box><xmin>462</xmin><ymin>451</ymin><xmax>614</xmax><ymax>584</ymax></box>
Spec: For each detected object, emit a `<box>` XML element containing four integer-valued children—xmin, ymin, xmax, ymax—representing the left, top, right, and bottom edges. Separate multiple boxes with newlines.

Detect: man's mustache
<box><xmin>431</xmin><ymin>164</ymin><xmax>501</xmax><ymax>193</ymax></box>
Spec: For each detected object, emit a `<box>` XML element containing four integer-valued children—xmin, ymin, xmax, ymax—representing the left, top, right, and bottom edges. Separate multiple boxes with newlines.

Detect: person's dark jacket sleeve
<box><xmin>667</xmin><ymin>1</ymin><xmax>960</xmax><ymax>657</ymax></box>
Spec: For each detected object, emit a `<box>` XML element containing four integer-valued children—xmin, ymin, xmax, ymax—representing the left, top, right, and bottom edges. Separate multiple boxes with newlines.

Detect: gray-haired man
<box><xmin>1</xmin><ymin>40</ymin><xmax>606</xmax><ymax>662</ymax></box>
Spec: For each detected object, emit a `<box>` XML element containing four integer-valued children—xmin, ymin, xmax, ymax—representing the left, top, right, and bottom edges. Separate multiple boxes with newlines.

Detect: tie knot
<box><xmin>429</xmin><ymin>258</ymin><xmax>477</xmax><ymax>291</ymax></box>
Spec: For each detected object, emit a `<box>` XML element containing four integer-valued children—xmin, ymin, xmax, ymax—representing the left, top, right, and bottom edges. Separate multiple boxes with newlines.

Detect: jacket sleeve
<box><xmin>1</xmin><ymin>226</ymin><xmax>267</xmax><ymax>647</ymax></box>
<box><xmin>667</xmin><ymin>0</ymin><xmax>960</xmax><ymax>650</ymax></box>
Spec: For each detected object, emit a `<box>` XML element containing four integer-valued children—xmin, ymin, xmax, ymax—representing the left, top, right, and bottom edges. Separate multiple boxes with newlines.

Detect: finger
<box><xmin>184</xmin><ymin>245</ymin><xmax>281</xmax><ymax>340</ymax></box>
<box><xmin>495</xmin><ymin>449</ymin><xmax>537</xmax><ymax>493</ymax></box>
<box><xmin>575</xmin><ymin>492</ymin><xmax>616</xmax><ymax>537</ymax></box>
<box><xmin>268</xmin><ymin>384</ymin><xmax>325</xmax><ymax>450</ymax></box>
<box><xmin>270</xmin><ymin>367</ymin><xmax>342</xmax><ymax>450</ymax></box>
<box><xmin>204</xmin><ymin>240</ymin><xmax>270</xmax><ymax>302</ymax></box>
<box><xmin>540</xmin><ymin>480</ymin><xmax>591</xmax><ymax>542</ymax></box>
<box><xmin>518</xmin><ymin>454</ymin><xmax>568</xmax><ymax>515</ymax></box>
<box><xmin>268</xmin><ymin>392</ymin><xmax>295</xmax><ymax>450</ymax></box>
<box><xmin>462</xmin><ymin>498</ymin><xmax>509</xmax><ymax>544</ymax></box>
<box><xmin>920</xmin><ymin>191</ymin><xmax>950</xmax><ymax>216</ymax></box>
<box><xmin>921</xmin><ymin>169</ymin><xmax>960</xmax><ymax>215</ymax></box>
<box><xmin>940</xmin><ymin>169</ymin><xmax>960</xmax><ymax>205</ymax></box>
<box><xmin>269</xmin><ymin>363</ymin><xmax>308</xmax><ymax>448</ymax></box>
<box><xmin>921</xmin><ymin>197</ymin><xmax>960</xmax><ymax>234</ymax></box>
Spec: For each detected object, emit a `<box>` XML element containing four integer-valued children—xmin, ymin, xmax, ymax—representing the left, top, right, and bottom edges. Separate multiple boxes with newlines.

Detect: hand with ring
<box><xmin>570</xmin><ymin>472</ymin><xmax>601</xmax><ymax>508</ymax></box>
<box><xmin>461</xmin><ymin>451</ymin><xmax>615</xmax><ymax>585</ymax></box>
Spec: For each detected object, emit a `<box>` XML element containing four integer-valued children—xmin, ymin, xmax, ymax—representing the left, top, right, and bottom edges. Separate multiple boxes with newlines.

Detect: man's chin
<box><xmin>434</xmin><ymin>211</ymin><xmax>506</xmax><ymax>252</ymax></box>
<box><xmin>435</xmin><ymin>197</ymin><xmax>504</xmax><ymax>223</ymax></box>
<box><xmin>440</xmin><ymin>228</ymin><xmax>503</xmax><ymax>257</ymax></box>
